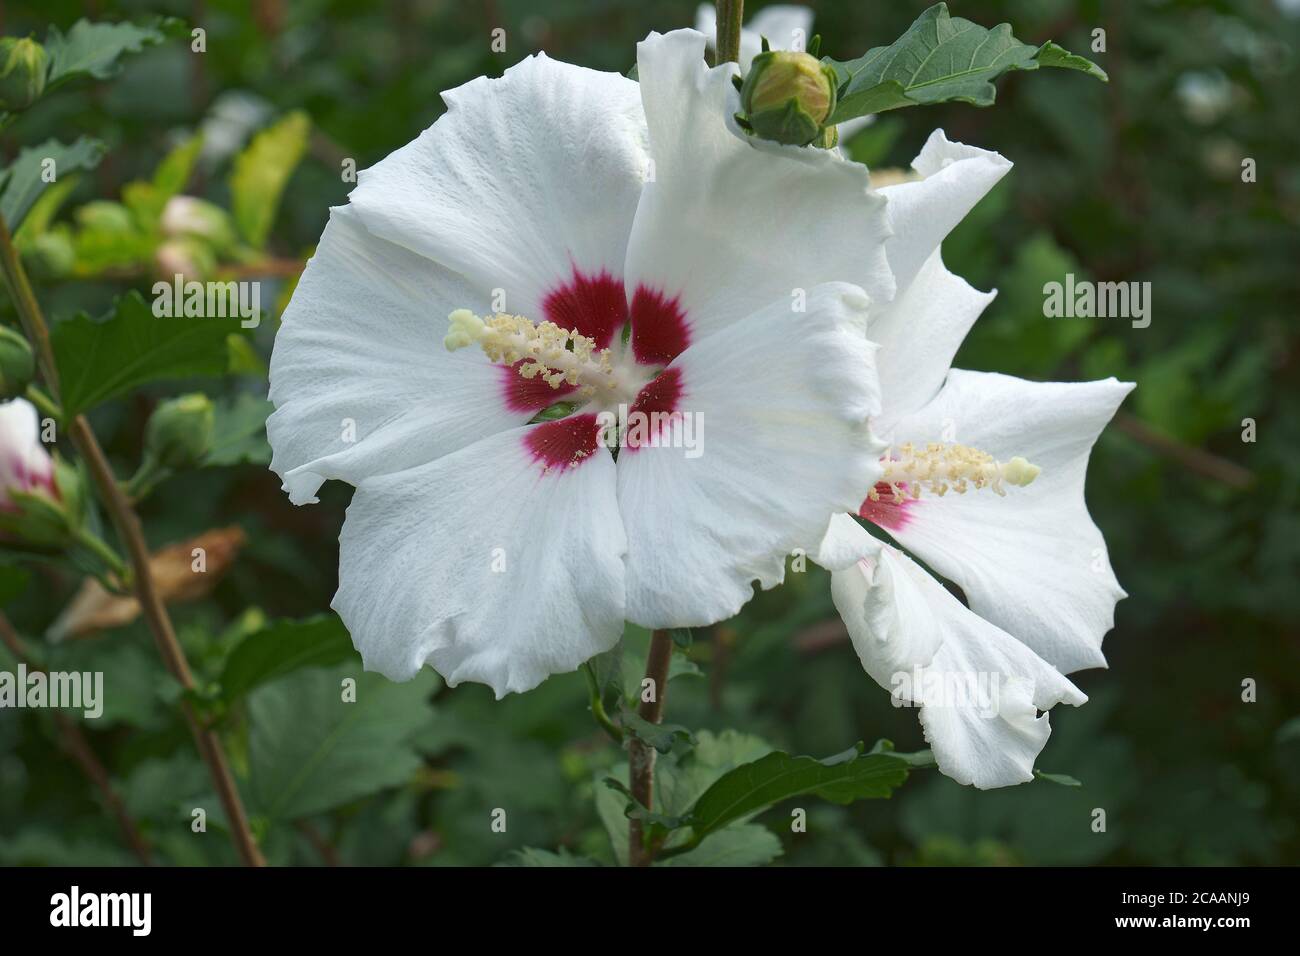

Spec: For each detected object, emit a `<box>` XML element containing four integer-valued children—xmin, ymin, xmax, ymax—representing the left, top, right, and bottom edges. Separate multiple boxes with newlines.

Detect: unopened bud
<box><xmin>739</xmin><ymin>50</ymin><xmax>838</xmax><ymax>147</ymax></box>
<box><xmin>144</xmin><ymin>393</ymin><xmax>214</xmax><ymax>470</ymax></box>
<box><xmin>0</xmin><ymin>37</ymin><xmax>48</xmax><ymax>111</ymax></box>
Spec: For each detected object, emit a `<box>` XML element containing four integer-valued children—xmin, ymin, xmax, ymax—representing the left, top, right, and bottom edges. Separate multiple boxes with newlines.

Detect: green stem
<box><xmin>123</xmin><ymin>455</ymin><xmax>170</xmax><ymax>503</ymax></box>
<box><xmin>581</xmin><ymin>662</ymin><xmax>624</xmax><ymax>744</ymax></box>
<box><xmin>0</xmin><ymin>213</ymin><xmax>60</xmax><ymax>393</ymax></box>
<box><xmin>23</xmin><ymin>384</ymin><xmax>62</xmax><ymax>423</ymax></box>
<box><xmin>715</xmin><ymin>0</ymin><xmax>745</xmax><ymax>66</ymax></box>
<box><xmin>72</xmin><ymin>525</ymin><xmax>131</xmax><ymax>585</ymax></box>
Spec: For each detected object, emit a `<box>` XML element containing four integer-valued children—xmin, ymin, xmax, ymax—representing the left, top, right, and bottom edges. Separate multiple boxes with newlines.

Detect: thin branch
<box><xmin>0</xmin><ymin>611</ymin><xmax>153</xmax><ymax>865</ymax></box>
<box><xmin>1114</xmin><ymin>411</ymin><xmax>1255</xmax><ymax>490</ymax></box>
<box><xmin>295</xmin><ymin>820</ymin><xmax>342</xmax><ymax>867</ymax></box>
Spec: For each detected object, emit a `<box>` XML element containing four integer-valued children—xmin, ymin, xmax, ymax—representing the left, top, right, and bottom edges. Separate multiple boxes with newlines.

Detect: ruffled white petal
<box><xmin>624</xmin><ymin>30</ymin><xmax>892</xmax><ymax>356</ymax></box>
<box><xmin>267</xmin><ymin>206</ymin><xmax>522</xmax><ymax>505</ymax></box>
<box><xmin>881</xmin><ymin>371</ymin><xmax>1134</xmax><ymax>674</ymax></box>
<box><xmin>333</xmin><ymin>420</ymin><xmax>626</xmax><ymax>697</ymax></box>
<box><xmin>876</xmin><ymin>129</ymin><xmax>1012</xmax><ymax>295</ymax></box>
<box><xmin>830</xmin><ymin>538</ymin><xmax>941</xmax><ymax>690</ymax></box>
<box><xmin>618</xmin><ymin>283</ymin><xmax>885</xmax><ymax>627</ymax></box>
<box><xmin>869</xmin><ymin>250</ymin><xmax>997</xmax><ymax>435</ymax></box>
<box><xmin>349</xmin><ymin>52</ymin><xmax>649</xmax><ymax>320</ymax></box>
<box><xmin>837</xmin><ymin>546</ymin><xmax>1085</xmax><ymax>789</ymax></box>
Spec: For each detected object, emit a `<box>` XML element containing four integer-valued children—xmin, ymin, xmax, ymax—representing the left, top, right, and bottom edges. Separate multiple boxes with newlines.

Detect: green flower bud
<box><xmin>739</xmin><ymin>50</ymin><xmax>839</xmax><ymax>147</ymax></box>
<box><xmin>0</xmin><ymin>326</ymin><xmax>35</xmax><ymax>400</ymax></box>
<box><xmin>75</xmin><ymin>200</ymin><xmax>137</xmax><ymax>234</ymax></box>
<box><xmin>0</xmin><ymin>37</ymin><xmax>48</xmax><ymax>112</ymax></box>
<box><xmin>144</xmin><ymin>393</ymin><xmax>215</xmax><ymax>470</ymax></box>
<box><xmin>20</xmin><ymin>229</ymin><xmax>75</xmax><ymax>281</ymax></box>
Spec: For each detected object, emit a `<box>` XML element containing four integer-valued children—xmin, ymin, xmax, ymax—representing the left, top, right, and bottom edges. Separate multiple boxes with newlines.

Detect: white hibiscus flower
<box><xmin>820</xmin><ymin>130</ymin><xmax>1134</xmax><ymax>789</ymax></box>
<box><xmin>267</xmin><ymin>29</ymin><xmax>896</xmax><ymax>697</ymax></box>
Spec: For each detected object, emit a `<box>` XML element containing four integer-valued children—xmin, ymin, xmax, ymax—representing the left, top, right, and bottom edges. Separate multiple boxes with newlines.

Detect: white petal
<box><xmin>840</xmin><ymin>547</ymin><xmax>1085</xmax><ymax>789</ymax></box>
<box><xmin>617</xmin><ymin>283</ymin><xmax>885</xmax><ymax>628</ymax></box>
<box><xmin>813</xmin><ymin>512</ymin><xmax>880</xmax><ymax>572</ymax></box>
<box><xmin>879</xmin><ymin>371</ymin><xmax>1134</xmax><ymax>673</ymax></box>
<box><xmin>267</xmin><ymin>206</ymin><xmax>521</xmax><ymax>505</ymax></box>
<box><xmin>869</xmin><ymin>250</ymin><xmax>997</xmax><ymax>433</ymax></box>
<box><xmin>830</xmin><ymin>541</ymin><xmax>941</xmax><ymax>690</ymax></box>
<box><xmin>876</xmin><ymin>129</ymin><xmax>1012</xmax><ymax>294</ymax></box>
<box><xmin>623</xmin><ymin>30</ymin><xmax>892</xmax><ymax>363</ymax></box>
<box><xmin>0</xmin><ymin>398</ymin><xmax>54</xmax><ymax>499</ymax></box>
<box><xmin>744</xmin><ymin>5</ymin><xmax>816</xmax><ymax>63</ymax></box>
<box><xmin>349</xmin><ymin>52</ymin><xmax>649</xmax><ymax>322</ymax></box>
<box><xmin>333</xmin><ymin>416</ymin><xmax>626</xmax><ymax>697</ymax></box>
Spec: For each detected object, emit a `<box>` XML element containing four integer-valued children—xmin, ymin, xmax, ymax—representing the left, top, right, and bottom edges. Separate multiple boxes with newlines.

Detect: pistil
<box><xmin>871</xmin><ymin>442</ymin><xmax>1041</xmax><ymax>503</ymax></box>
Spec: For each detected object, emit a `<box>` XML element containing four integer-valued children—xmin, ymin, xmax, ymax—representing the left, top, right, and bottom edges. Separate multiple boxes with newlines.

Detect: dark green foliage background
<box><xmin>1</xmin><ymin>0</ymin><xmax>1296</xmax><ymax>866</ymax></box>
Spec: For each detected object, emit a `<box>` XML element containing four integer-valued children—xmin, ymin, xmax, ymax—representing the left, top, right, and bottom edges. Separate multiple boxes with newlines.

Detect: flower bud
<box><xmin>160</xmin><ymin>196</ymin><xmax>237</xmax><ymax>252</ymax></box>
<box><xmin>0</xmin><ymin>37</ymin><xmax>48</xmax><ymax>112</ymax></box>
<box><xmin>739</xmin><ymin>50</ymin><xmax>839</xmax><ymax>147</ymax></box>
<box><xmin>154</xmin><ymin>237</ymin><xmax>216</xmax><ymax>281</ymax></box>
<box><xmin>144</xmin><ymin>393</ymin><xmax>215</xmax><ymax>470</ymax></box>
<box><xmin>20</xmin><ymin>230</ymin><xmax>75</xmax><ymax>281</ymax></box>
<box><xmin>0</xmin><ymin>326</ymin><xmax>35</xmax><ymax>400</ymax></box>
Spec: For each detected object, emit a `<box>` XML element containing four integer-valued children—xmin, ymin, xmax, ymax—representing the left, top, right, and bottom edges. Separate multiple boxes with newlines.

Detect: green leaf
<box><xmin>618</xmin><ymin>712</ymin><xmax>695</xmax><ymax>755</ymax></box>
<box><xmin>586</xmin><ymin>641</ymin><xmax>624</xmax><ymax>701</ymax></box>
<box><xmin>229</xmin><ymin>112</ymin><xmax>310</xmax><ymax>249</ymax></box>
<box><xmin>44</xmin><ymin>18</ymin><xmax>177</xmax><ymax>89</ymax></box>
<box><xmin>1034</xmin><ymin>41</ymin><xmax>1108</xmax><ymax>80</ymax></box>
<box><xmin>13</xmin><ymin>176</ymin><xmax>80</xmax><ymax>243</ymax></box>
<box><xmin>825</xmin><ymin>3</ymin><xmax>1106</xmax><ymax>124</ymax></box>
<box><xmin>50</xmin><ymin>290</ymin><xmax>245</xmax><ymax>417</ymax></box>
<box><xmin>0</xmin><ymin>138</ymin><xmax>105</xmax><ymax>233</ymax></box>
<box><xmin>152</xmin><ymin>135</ymin><xmax>203</xmax><ymax>199</ymax></box>
<box><xmin>601</xmin><ymin>777</ymin><xmax>689</xmax><ymax>833</ymax></box>
<box><xmin>247</xmin><ymin>663</ymin><xmax>437</xmax><ymax>821</ymax></box>
<box><xmin>119</xmin><ymin>135</ymin><xmax>205</xmax><ymax>227</ymax></box>
<box><xmin>0</xmin><ymin>565</ymin><xmax>31</xmax><ymax>605</ymax></box>
<box><xmin>676</xmin><ymin>740</ymin><xmax>933</xmax><ymax>850</ymax></box>
<box><xmin>205</xmin><ymin>394</ymin><xmax>274</xmax><ymax>467</ymax></box>
<box><xmin>1034</xmin><ymin>770</ymin><xmax>1083</xmax><ymax>787</ymax></box>
<box><xmin>218</xmin><ymin>615</ymin><xmax>356</xmax><ymax>703</ymax></box>
<box><xmin>659</xmin><ymin>824</ymin><xmax>782</xmax><ymax>867</ymax></box>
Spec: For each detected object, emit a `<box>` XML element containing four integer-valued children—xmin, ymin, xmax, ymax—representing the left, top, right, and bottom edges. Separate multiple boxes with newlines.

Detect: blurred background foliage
<box><xmin>0</xmin><ymin>0</ymin><xmax>1296</xmax><ymax>866</ymax></box>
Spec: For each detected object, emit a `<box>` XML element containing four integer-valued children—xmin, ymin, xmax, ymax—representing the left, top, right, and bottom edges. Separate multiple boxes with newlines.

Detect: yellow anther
<box><xmin>868</xmin><ymin>442</ymin><xmax>1042</xmax><ymax>503</ymax></box>
<box><xmin>445</xmin><ymin>309</ymin><xmax>618</xmax><ymax>395</ymax></box>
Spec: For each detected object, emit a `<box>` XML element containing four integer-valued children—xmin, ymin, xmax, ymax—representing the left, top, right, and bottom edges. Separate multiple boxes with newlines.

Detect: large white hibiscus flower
<box><xmin>820</xmin><ymin>131</ymin><xmax>1134</xmax><ymax>789</ymax></box>
<box><xmin>267</xmin><ymin>29</ymin><xmax>895</xmax><ymax>696</ymax></box>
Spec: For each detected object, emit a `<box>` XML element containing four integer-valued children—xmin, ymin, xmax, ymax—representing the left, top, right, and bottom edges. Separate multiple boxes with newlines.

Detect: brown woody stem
<box><xmin>627</xmin><ymin>628</ymin><xmax>674</xmax><ymax>867</ymax></box>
